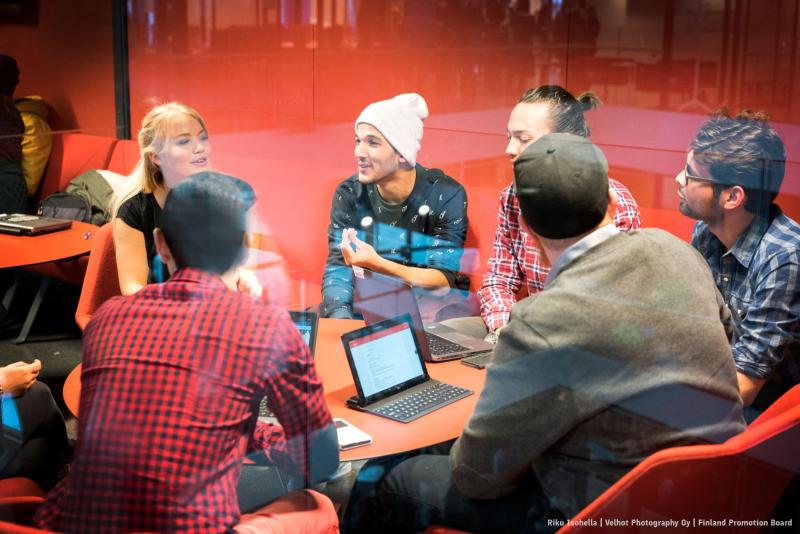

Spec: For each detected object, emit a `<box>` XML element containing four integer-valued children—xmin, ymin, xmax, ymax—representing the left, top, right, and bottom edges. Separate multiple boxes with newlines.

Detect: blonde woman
<box><xmin>113</xmin><ymin>102</ymin><xmax>262</xmax><ymax>297</ymax></box>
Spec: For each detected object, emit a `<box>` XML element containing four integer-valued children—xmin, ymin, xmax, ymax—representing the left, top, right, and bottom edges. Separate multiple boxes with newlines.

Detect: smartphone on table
<box><xmin>335</xmin><ymin>418</ymin><xmax>372</xmax><ymax>450</ymax></box>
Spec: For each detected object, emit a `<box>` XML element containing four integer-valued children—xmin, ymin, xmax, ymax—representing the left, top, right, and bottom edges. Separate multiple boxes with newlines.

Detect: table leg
<box><xmin>2</xmin><ymin>270</ymin><xmax>21</xmax><ymax>310</ymax></box>
<box><xmin>14</xmin><ymin>276</ymin><xmax>50</xmax><ymax>344</ymax></box>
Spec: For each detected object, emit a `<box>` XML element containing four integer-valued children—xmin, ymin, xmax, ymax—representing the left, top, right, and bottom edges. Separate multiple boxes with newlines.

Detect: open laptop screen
<box><xmin>342</xmin><ymin>314</ymin><xmax>429</xmax><ymax>404</ymax></box>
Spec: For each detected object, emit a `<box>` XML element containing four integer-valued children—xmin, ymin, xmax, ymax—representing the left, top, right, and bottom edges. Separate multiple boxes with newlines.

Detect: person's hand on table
<box><xmin>484</xmin><ymin>326</ymin><xmax>505</xmax><ymax>345</ymax></box>
<box><xmin>340</xmin><ymin>228</ymin><xmax>381</xmax><ymax>270</ymax></box>
<box><xmin>0</xmin><ymin>359</ymin><xmax>41</xmax><ymax>397</ymax></box>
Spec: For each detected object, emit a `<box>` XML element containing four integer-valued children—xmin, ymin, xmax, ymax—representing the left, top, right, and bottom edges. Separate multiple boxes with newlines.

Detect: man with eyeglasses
<box><xmin>677</xmin><ymin>108</ymin><xmax>800</xmax><ymax>416</ymax></box>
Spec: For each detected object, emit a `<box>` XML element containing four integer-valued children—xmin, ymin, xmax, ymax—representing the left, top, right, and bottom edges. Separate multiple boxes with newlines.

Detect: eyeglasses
<box><xmin>684</xmin><ymin>163</ymin><xmax>716</xmax><ymax>185</ymax></box>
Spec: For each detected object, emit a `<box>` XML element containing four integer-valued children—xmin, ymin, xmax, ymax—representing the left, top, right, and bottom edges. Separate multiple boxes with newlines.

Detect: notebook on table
<box><xmin>341</xmin><ymin>314</ymin><xmax>473</xmax><ymax>423</ymax></box>
<box><xmin>353</xmin><ymin>269</ymin><xmax>493</xmax><ymax>362</ymax></box>
<box><xmin>0</xmin><ymin>214</ymin><xmax>72</xmax><ymax>236</ymax></box>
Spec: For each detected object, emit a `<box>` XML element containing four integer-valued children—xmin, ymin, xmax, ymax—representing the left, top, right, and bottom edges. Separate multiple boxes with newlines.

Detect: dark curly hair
<box><xmin>691</xmin><ymin>108</ymin><xmax>786</xmax><ymax>214</ymax></box>
<box><xmin>518</xmin><ymin>85</ymin><xmax>601</xmax><ymax>138</ymax></box>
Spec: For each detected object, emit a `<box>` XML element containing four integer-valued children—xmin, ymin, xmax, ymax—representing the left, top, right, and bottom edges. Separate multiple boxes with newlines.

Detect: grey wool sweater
<box><xmin>450</xmin><ymin>228</ymin><xmax>746</xmax><ymax>518</ymax></box>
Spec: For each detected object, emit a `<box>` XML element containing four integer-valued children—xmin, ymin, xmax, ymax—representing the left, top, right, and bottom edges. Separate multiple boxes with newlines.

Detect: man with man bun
<box><xmin>321</xmin><ymin>92</ymin><xmax>469</xmax><ymax>319</ymax></box>
<box><xmin>444</xmin><ymin>85</ymin><xmax>641</xmax><ymax>342</ymax></box>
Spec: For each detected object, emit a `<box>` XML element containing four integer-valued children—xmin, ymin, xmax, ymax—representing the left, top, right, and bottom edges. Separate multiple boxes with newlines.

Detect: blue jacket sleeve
<box><xmin>321</xmin><ymin>181</ymin><xmax>357</xmax><ymax>318</ymax></box>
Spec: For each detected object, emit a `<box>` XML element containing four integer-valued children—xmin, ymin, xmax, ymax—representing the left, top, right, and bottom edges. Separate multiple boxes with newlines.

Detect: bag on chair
<box><xmin>38</xmin><ymin>191</ymin><xmax>92</xmax><ymax>222</ymax></box>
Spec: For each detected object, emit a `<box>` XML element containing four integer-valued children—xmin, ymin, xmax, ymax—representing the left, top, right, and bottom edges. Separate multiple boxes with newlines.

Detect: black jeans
<box><xmin>342</xmin><ymin>453</ymin><xmax>564</xmax><ymax>534</ymax></box>
<box><xmin>0</xmin><ymin>382</ymin><xmax>72</xmax><ymax>490</ymax></box>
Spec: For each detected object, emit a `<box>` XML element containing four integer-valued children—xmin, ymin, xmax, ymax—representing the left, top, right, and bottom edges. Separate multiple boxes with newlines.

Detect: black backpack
<box><xmin>38</xmin><ymin>192</ymin><xmax>92</xmax><ymax>222</ymax></box>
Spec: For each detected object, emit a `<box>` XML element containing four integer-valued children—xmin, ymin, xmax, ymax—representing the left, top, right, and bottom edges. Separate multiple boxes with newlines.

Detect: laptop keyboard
<box><xmin>372</xmin><ymin>382</ymin><xmax>472</xmax><ymax>423</ymax></box>
<box><xmin>425</xmin><ymin>332</ymin><xmax>470</xmax><ymax>355</ymax></box>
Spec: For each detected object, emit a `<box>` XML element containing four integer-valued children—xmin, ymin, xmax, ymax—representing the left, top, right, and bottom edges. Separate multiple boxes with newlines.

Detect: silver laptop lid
<box><xmin>352</xmin><ymin>269</ymin><xmax>433</xmax><ymax>362</ymax></box>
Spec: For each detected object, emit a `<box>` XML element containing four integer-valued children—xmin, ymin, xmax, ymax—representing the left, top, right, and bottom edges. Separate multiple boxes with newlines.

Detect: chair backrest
<box><xmin>37</xmin><ymin>133</ymin><xmax>117</xmax><ymax>203</ymax></box>
<box><xmin>0</xmin><ymin>480</ymin><xmax>43</xmax><ymax>501</ymax></box>
<box><xmin>0</xmin><ymin>517</ymin><xmax>49</xmax><ymax>534</ymax></box>
<box><xmin>75</xmin><ymin>223</ymin><xmax>120</xmax><ymax>330</ymax></box>
<box><xmin>106</xmin><ymin>139</ymin><xmax>140</xmax><ymax>176</ymax></box>
<box><xmin>0</xmin><ymin>478</ymin><xmax>45</xmax><ymax>531</ymax></box>
<box><xmin>749</xmin><ymin>384</ymin><xmax>800</xmax><ymax>430</ymax></box>
<box><xmin>559</xmin><ymin>403</ymin><xmax>800</xmax><ymax>533</ymax></box>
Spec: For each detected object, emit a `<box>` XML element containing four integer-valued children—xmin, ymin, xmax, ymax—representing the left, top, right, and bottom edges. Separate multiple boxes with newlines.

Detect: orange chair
<box><xmin>74</xmin><ymin>223</ymin><xmax>120</xmax><ymax>330</ymax></box>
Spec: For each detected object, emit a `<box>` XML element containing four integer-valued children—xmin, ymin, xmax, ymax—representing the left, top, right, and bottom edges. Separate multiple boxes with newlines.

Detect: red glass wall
<box><xmin>6</xmin><ymin>0</ymin><xmax>799</xmax><ymax>300</ymax></box>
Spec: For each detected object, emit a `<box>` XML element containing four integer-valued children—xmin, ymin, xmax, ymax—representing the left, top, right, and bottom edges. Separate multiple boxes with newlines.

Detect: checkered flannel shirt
<box><xmin>35</xmin><ymin>268</ymin><xmax>332</xmax><ymax>533</ymax></box>
<box><xmin>692</xmin><ymin>206</ymin><xmax>800</xmax><ymax>387</ymax></box>
<box><xmin>478</xmin><ymin>178</ymin><xmax>641</xmax><ymax>331</ymax></box>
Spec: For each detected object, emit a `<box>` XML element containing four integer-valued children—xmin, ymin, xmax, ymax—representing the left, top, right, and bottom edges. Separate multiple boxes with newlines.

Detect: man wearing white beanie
<box><xmin>321</xmin><ymin>93</ymin><xmax>470</xmax><ymax>319</ymax></box>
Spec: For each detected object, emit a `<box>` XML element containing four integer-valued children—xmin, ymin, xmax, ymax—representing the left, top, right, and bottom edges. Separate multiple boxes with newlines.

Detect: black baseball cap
<box><xmin>513</xmin><ymin>133</ymin><xmax>609</xmax><ymax>239</ymax></box>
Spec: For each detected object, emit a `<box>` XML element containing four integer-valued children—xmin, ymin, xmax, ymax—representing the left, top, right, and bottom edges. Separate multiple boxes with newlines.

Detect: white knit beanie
<box><xmin>355</xmin><ymin>93</ymin><xmax>429</xmax><ymax>167</ymax></box>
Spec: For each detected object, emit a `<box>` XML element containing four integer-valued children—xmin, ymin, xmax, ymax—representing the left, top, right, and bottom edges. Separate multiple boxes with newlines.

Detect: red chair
<box><xmin>65</xmin><ymin>223</ymin><xmax>133</xmax><ymax>416</ymax></box>
<box><xmin>0</xmin><ymin>490</ymin><xmax>336</xmax><ymax>533</ymax></box>
<box><xmin>8</xmin><ymin>134</ymin><xmax>119</xmax><ymax>343</ymax></box>
<box><xmin>0</xmin><ymin>480</ymin><xmax>44</xmax><ymax>500</ymax></box>
<box><xmin>0</xmin><ymin>520</ymin><xmax>48</xmax><ymax>534</ymax></box>
<box><xmin>749</xmin><ymin>384</ymin><xmax>800</xmax><ymax>429</ymax></box>
<box><xmin>559</xmin><ymin>399</ymin><xmax>800</xmax><ymax>533</ymax></box>
<box><xmin>36</xmin><ymin>133</ymin><xmax>117</xmax><ymax>204</ymax></box>
<box><xmin>74</xmin><ymin>223</ymin><xmax>120</xmax><ymax>330</ymax></box>
<box><xmin>106</xmin><ymin>139</ymin><xmax>139</xmax><ymax>176</ymax></box>
<box><xmin>0</xmin><ymin>478</ymin><xmax>45</xmax><ymax>528</ymax></box>
<box><xmin>426</xmin><ymin>388</ymin><xmax>800</xmax><ymax>534</ymax></box>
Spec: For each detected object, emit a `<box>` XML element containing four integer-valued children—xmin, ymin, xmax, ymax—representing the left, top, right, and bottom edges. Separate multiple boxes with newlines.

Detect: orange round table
<box><xmin>62</xmin><ymin>318</ymin><xmax>487</xmax><ymax>460</ymax></box>
<box><xmin>0</xmin><ymin>221</ymin><xmax>96</xmax><ymax>269</ymax></box>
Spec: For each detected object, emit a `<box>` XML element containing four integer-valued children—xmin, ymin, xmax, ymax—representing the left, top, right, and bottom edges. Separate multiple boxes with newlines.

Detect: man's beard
<box><xmin>678</xmin><ymin>198</ymin><xmax>703</xmax><ymax>220</ymax></box>
<box><xmin>678</xmin><ymin>195</ymin><xmax>722</xmax><ymax>224</ymax></box>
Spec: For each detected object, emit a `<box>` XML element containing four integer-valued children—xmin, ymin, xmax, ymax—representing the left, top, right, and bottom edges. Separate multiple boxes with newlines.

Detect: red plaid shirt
<box><xmin>35</xmin><ymin>269</ymin><xmax>333</xmax><ymax>533</ymax></box>
<box><xmin>478</xmin><ymin>179</ymin><xmax>641</xmax><ymax>331</ymax></box>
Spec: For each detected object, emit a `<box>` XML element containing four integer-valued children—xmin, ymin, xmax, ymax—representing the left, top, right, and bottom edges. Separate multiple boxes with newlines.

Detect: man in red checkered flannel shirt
<box><xmin>447</xmin><ymin>86</ymin><xmax>641</xmax><ymax>342</ymax></box>
<box><xmin>34</xmin><ymin>172</ymin><xmax>339</xmax><ymax>533</ymax></box>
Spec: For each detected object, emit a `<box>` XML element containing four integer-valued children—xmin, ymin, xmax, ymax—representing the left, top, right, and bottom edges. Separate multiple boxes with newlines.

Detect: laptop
<box><xmin>353</xmin><ymin>269</ymin><xmax>493</xmax><ymax>362</ymax></box>
<box><xmin>0</xmin><ymin>213</ymin><xmax>72</xmax><ymax>236</ymax></box>
<box><xmin>258</xmin><ymin>310</ymin><xmax>320</xmax><ymax>421</ymax></box>
<box><xmin>341</xmin><ymin>314</ymin><xmax>473</xmax><ymax>423</ymax></box>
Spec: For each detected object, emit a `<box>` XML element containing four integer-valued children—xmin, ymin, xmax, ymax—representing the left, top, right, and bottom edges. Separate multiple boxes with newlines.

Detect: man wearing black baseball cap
<box><xmin>344</xmin><ymin>134</ymin><xmax>744</xmax><ymax>533</ymax></box>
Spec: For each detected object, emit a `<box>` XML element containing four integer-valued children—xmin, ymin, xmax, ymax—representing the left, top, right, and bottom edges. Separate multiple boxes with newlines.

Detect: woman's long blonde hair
<box><xmin>112</xmin><ymin>102</ymin><xmax>208</xmax><ymax>217</ymax></box>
